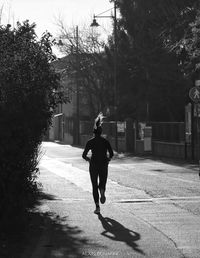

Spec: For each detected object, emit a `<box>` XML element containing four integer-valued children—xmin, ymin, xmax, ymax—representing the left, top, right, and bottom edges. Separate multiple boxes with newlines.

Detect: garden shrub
<box><xmin>0</xmin><ymin>21</ymin><xmax>63</xmax><ymax>216</ymax></box>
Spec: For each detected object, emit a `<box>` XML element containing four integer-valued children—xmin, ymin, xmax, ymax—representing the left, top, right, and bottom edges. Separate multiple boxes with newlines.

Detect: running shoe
<box><xmin>94</xmin><ymin>207</ymin><xmax>100</xmax><ymax>214</ymax></box>
<box><xmin>100</xmin><ymin>189</ymin><xmax>106</xmax><ymax>204</ymax></box>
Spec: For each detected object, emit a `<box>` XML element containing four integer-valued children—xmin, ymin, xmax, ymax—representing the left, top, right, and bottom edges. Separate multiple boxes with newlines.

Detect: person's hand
<box><xmin>86</xmin><ymin>157</ymin><xmax>91</xmax><ymax>162</ymax></box>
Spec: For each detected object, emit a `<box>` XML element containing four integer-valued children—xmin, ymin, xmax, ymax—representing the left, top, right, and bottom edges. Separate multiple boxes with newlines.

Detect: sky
<box><xmin>0</xmin><ymin>0</ymin><xmax>113</xmax><ymax>37</ymax></box>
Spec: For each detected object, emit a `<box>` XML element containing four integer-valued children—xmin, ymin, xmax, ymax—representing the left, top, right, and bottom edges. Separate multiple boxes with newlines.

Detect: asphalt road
<box><xmin>23</xmin><ymin>141</ymin><xmax>200</xmax><ymax>258</ymax></box>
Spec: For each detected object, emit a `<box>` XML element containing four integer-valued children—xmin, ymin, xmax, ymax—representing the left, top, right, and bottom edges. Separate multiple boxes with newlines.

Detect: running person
<box><xmin>82</xmin><ymin>113</ymin><xmax>114</xmax><ymax>214</ymax></box>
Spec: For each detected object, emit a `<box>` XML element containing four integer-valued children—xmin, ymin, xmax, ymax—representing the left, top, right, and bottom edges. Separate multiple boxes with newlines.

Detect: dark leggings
<box><xmin>89</xmin><ymin>162</ymin><xmax>108</xmax><ymax>204</ymax></box>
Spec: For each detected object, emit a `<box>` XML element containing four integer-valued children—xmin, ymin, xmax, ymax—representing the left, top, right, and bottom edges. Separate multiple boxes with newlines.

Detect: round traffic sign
<box><xmin>189</xmin><ymin>87</ymin><xmax>200</xmax><ymax>103</ymax></box>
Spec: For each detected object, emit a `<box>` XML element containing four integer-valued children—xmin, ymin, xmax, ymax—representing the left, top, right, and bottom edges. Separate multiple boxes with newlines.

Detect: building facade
<box><xmin>49</xmin><ymin>55</ymin><xmax>89</xmax><ymax>144</ymax></box>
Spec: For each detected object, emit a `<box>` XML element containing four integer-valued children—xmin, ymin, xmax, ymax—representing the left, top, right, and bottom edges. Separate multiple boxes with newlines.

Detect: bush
<box><xmin>0</xmin><ymin>21</ymin><xmax>63</xmax><ymax>215</ymax></box>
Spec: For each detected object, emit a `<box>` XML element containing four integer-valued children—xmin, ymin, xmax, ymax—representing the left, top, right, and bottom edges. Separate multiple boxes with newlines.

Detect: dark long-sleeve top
<box><xmin>82</xmin><ymin>135</ymin><xmax>114</xmax><ymax>164</ymax></box>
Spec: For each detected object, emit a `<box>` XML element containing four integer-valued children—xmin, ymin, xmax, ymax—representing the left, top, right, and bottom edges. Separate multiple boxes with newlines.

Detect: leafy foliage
<box><xmin>0</xmin><ymin>21</ymin><xmax>62</xmax><ymax>215</ymax></box>
<box><xmin>109</xmin><ymin>0</ymin><xmax>200</xmax><ymax>121</ymax></box>
<box><xmin>56</xmin><ymin>1</ymin><xmax>200</xmax><ymax>122</ymax></box>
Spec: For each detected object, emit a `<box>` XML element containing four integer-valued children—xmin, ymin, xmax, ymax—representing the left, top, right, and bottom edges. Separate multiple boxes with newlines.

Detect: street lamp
<box><xmin>90</xmin><ymin>1</ymin><xmax>118</xmax><ymax>151</ymax></box>
<box><xmin>90</xmin><ymin>18</ymin><xmax>100</xmax><ymax>27</ymax></box>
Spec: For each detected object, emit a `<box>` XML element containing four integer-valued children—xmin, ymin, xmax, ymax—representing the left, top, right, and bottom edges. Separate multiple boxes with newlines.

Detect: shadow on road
<box><xmin>0</xmin><ymin>192</ymin><xmax>99</xmax><ymax>258</ymax></box>
<box><xmin>21</xmin><ymin>211</ymin><xmax>92</xmax><ymax>257</ymax></box>
<box><xmin>98</xmin><ymin>214</ymin><xmax>144</xmax><ymax>255</ymax></box>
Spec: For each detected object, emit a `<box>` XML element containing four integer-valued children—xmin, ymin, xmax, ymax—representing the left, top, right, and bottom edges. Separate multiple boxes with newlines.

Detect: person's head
<box><xmin>93</xmin><ymin>126</ymin><xmax>102</xmax><ymax>136</ymax></box>
<box><xmin>93</xmin><ymin>112</ymin><xmax>104</xmax><ymax>136</ymax></box>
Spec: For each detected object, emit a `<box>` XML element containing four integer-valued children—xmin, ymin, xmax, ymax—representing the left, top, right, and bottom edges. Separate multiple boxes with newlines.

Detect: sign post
<box><xmin>189</xmin><ymin>84</ymin><xmax>200</xmax><ymax>177</ymax></box>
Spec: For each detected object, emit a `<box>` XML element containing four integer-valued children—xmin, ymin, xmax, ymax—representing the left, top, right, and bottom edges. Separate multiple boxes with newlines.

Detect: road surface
<box><xmin>22</xmin><ymin>141</ymin><xmax>200</xmax><ymax>258</ymax></box>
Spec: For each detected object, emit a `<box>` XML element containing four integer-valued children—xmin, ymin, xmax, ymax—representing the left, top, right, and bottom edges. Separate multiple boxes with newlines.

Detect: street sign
<box><xmin>189</xmin><ymin>87</ymin><xmax>200</xmax><ymax>103</ymax></box>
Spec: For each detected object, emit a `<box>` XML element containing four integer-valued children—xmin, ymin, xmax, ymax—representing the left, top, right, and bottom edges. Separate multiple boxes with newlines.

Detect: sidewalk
<box><xmin>1</xmin><ymin>143</ymin><xmax>200</xmax><ymax>258</ymax></box>
<box><xmin>114</xmin><ymin>151</ymin><xmax>200</xmax><ymax>171</ymax></box>
<box><xmin>50</xmin><ymin>140</ymin><xmax>199</xmax><ymax>170</ymax></box>
<box><xmin>22</xmin><ymin>151</ymin><xmax>200</xmax><ymax>257</ymax></box>
<box><xmin>20</xmin><ymin>162</ymin><xmax>184</xmax><ymax>258</ymax></box>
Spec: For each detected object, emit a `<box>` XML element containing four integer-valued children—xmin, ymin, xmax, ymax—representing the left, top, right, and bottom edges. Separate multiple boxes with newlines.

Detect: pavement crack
<box><xmin>171</xmin><ymin>201</ymin><xmax>200</xmax><ymax>217</ymax></box>
<box><xmin>129</xmin><ymin>211</ymin><xmax>187</xmax><ymax>258</ymax></box>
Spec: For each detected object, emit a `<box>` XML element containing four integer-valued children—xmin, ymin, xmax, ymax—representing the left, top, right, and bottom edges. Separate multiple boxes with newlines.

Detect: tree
<box><xmin>172</xmin><ymin>8</ymin><xmax>200</xmax><ymax>81</ymax></box>
<box><xmin>109</xmin><ymin>0</ymin><xmax>200</xmax><ymax>121</ymax></box>
<box><xmin>56</xmin><ymin>21</ymin><xmax>114</xmax><ymax>119</ymax></box>
<box><xmin>0</xmin><ymin>21</ymin><xmax>63</xmax><ymax>214</ymax></box>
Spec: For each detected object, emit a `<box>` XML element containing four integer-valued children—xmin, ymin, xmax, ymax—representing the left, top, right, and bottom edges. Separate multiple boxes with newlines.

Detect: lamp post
<box><xmin>91</xmin><ymin>1</ymin><xmax>118</xmax><ymax>151</ymax></box>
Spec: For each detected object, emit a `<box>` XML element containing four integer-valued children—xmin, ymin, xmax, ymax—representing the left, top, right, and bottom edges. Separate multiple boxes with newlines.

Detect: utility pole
<box><xmin>90</xmin><ymin>1</ymin><xmax>118</xmax><ymax>151</ymax></box>
<box><xmin>113</xmin><ymin>1</ymin><xmax>118</xmax><ymax>152</ymax></box>
<box><xmin>76</xmin><ymin>25</ymin><xmax>80</xmax><ymax>145</ymax></box>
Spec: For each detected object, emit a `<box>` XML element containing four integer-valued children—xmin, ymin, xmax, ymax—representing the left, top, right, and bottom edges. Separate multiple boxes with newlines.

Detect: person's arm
<box><xmin>82</xmin><ymin>141</ymin><xmax>91</xmax><ymax>162</ymax></box>
<box><xmin>107</xmin><ymin>141</ymin><xmax>114</xmax><ymax>161</ymax></box>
